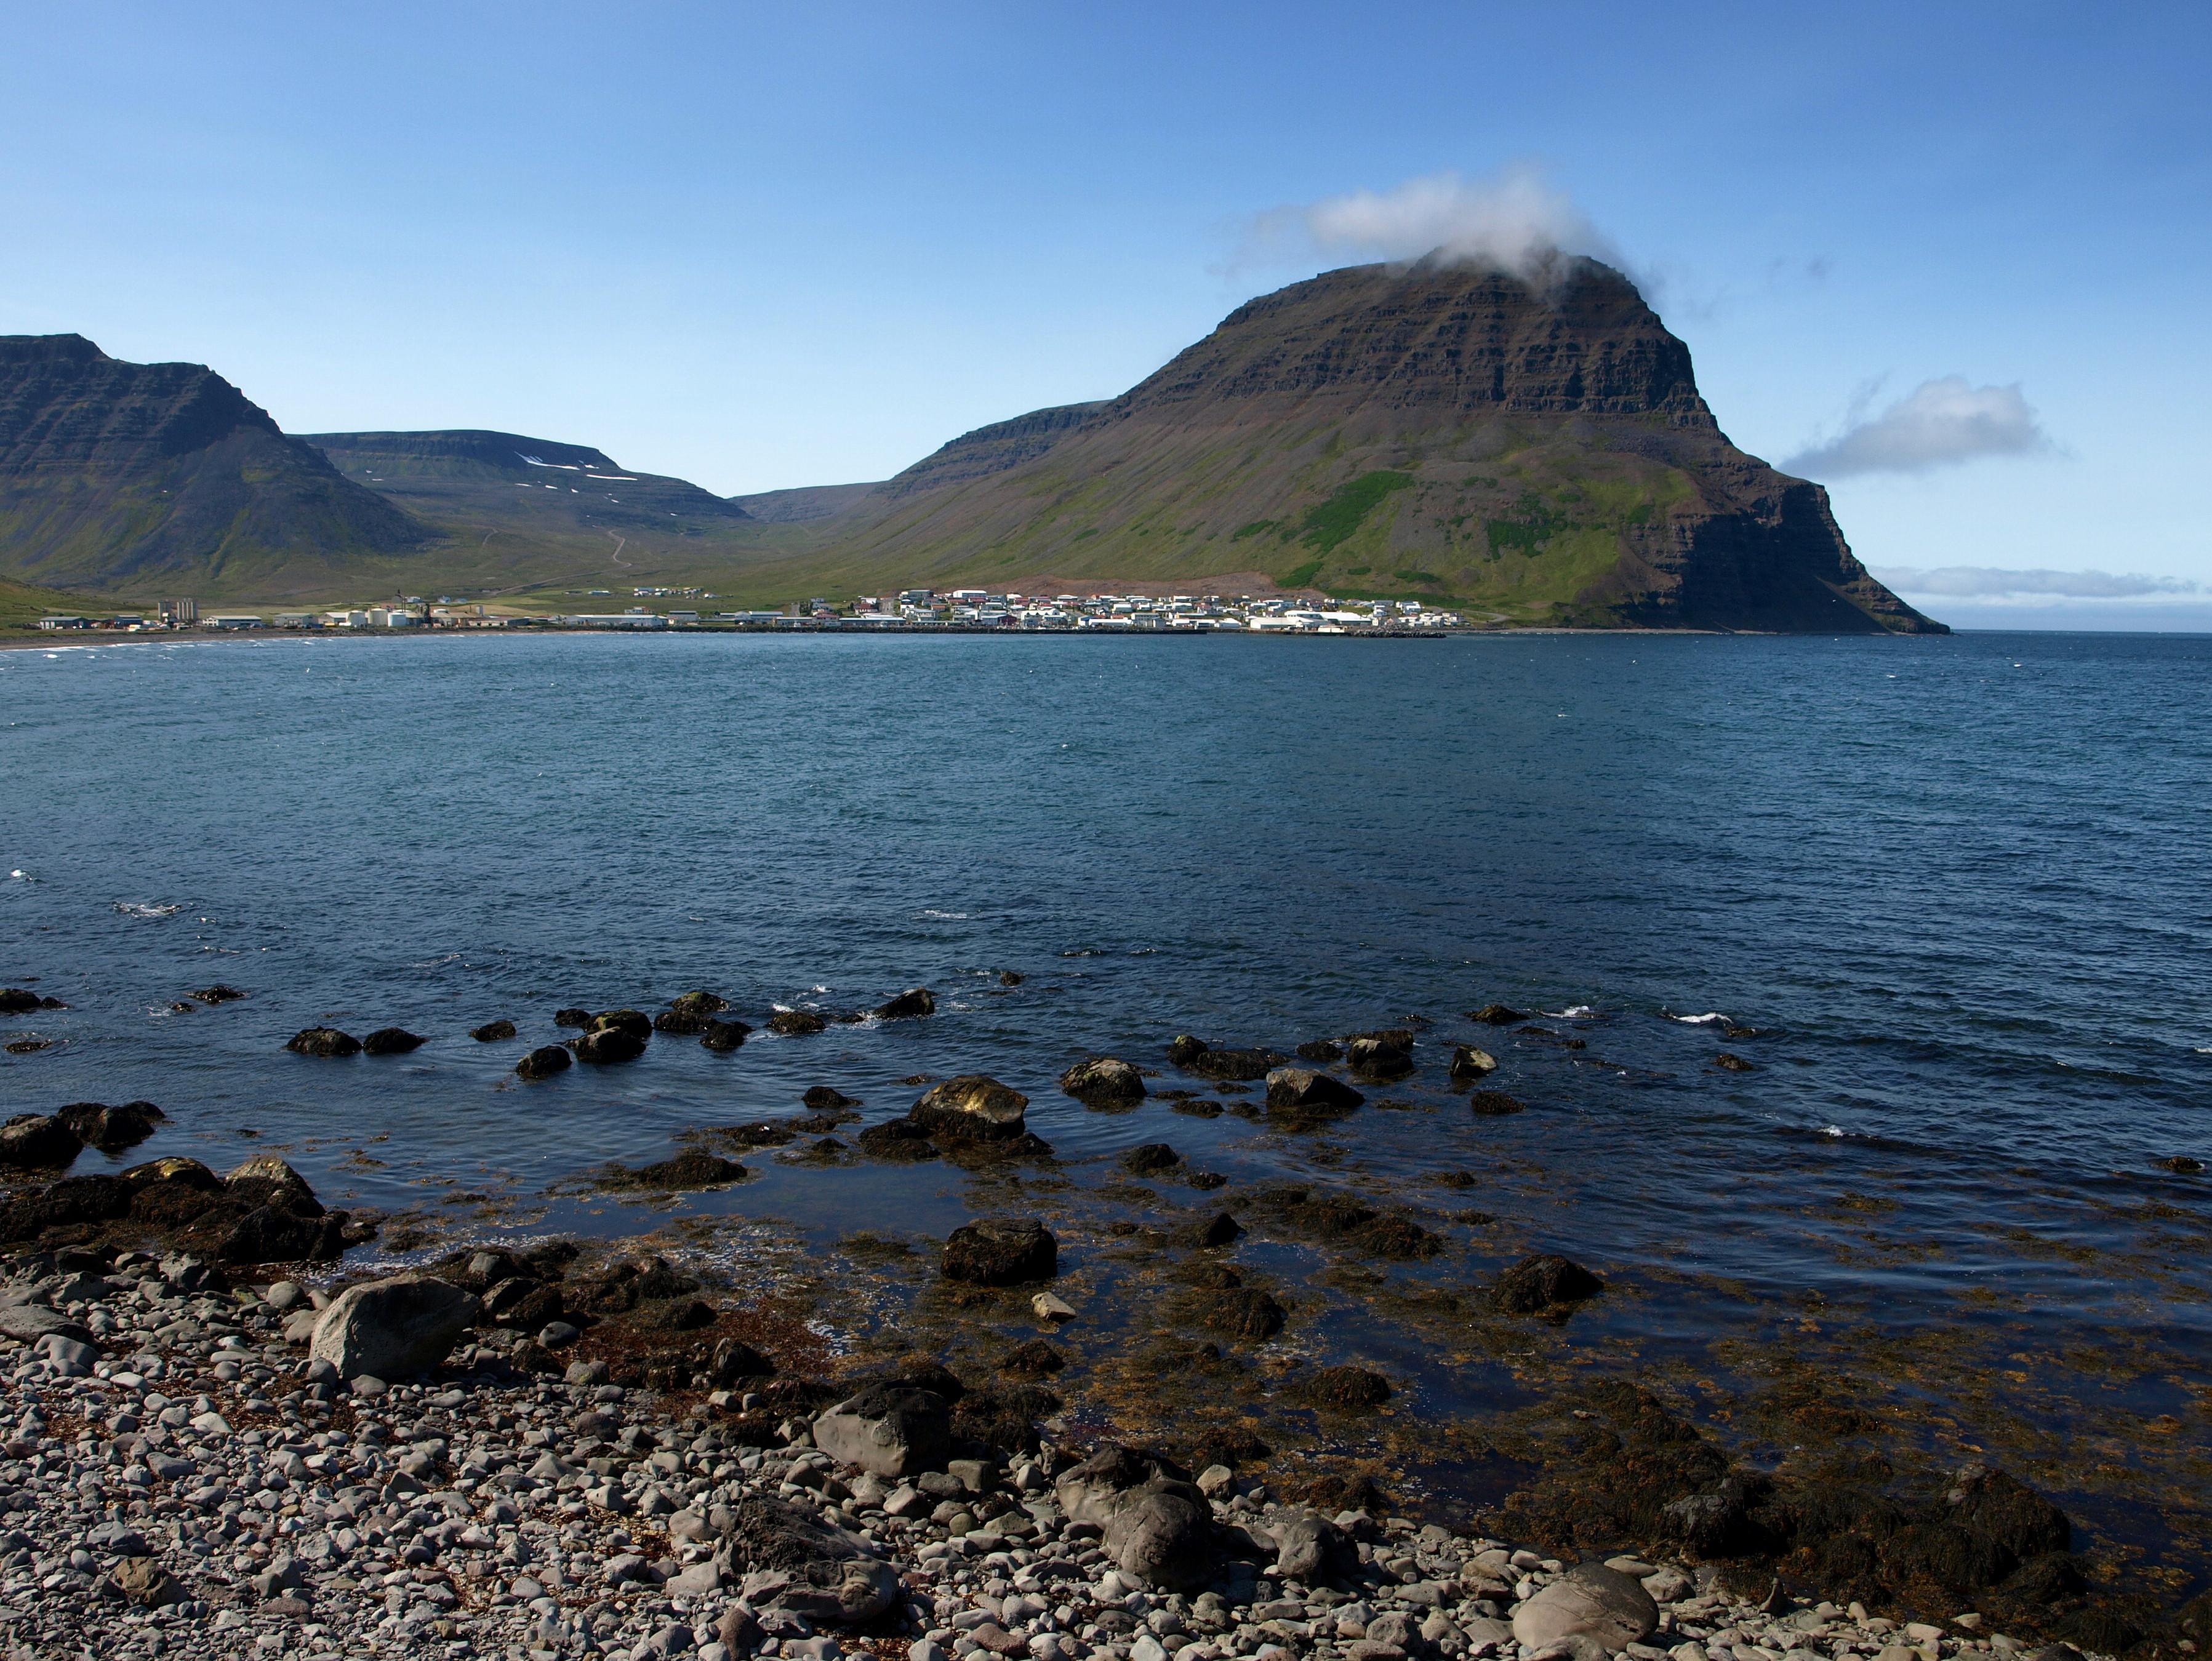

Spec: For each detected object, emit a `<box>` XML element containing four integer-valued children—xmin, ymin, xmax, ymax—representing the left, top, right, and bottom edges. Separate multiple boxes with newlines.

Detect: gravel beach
<box><xmin>0</xmin><ymin>1246</ymin><xmax>2099</xmax><ymax>1661</ymax></box>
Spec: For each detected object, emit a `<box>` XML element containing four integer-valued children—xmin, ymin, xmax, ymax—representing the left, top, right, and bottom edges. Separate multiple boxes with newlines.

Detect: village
<box><xmin>34</xmin><ymin>588</ymin><xmax>1468</xmax><ymax>636</ymax></box>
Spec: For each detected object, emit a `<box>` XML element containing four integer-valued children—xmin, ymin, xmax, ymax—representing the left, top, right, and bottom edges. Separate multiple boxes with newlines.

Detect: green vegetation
<box><xmin>1070</xmin><ymin>527</ymin><xmax>1099</xmax><ymax>541</ymax></box>
<box><xmin>1231</xmin><ymin>519</ymin><xmax>1278</xmax><ymax>540</ymax></box>
<box><xmin>1484</xmin><ymin>490</ymin><xmax>1571</xmax><ymax>557</ymax></box>
<box><xmin>1297</xmin><ymin>470</ymin><xmax>1414</xmax><ymax>553</ymax></box>
<box><xmin>1393</xmin><ymin>569</ymin><xmax>1443</xmax><ymax>586</ymax></box>
<box><xmin>1281</xmin><ymin>559</ymin><xmax>1324</xmax><ymax>588</ymax></box>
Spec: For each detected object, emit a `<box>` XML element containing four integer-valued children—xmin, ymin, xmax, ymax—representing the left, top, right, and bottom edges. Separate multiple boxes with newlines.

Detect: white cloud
<box><xmin>1787</xmin><ymin>377</ymin><xmax>2054</xmax><ymax>478</ymax></box>
<box><xmin>1871</xmin><ymin>566</ymin><xmax>2197</xmax><ymax>599</ymax></box>
<box><xmin>1239</xmin><ymin>164</ymin><xmax>1617</xmax><ymax>283</ymax></box>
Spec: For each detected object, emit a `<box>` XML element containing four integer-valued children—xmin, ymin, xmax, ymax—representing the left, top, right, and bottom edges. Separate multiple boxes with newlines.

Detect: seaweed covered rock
<box><xmin>284</xmin><ymin>1027</ymin><xmax>360</xmax><ymax>1058</ymax></box>
<box><xmin>0</xmin><ymin>1113</ymin><xmax>83</xmax><ymax>1169</ymax></box>
<box><xmin>1493</xmin><ymin>1252</ymin><xmax>1603</xmax><ymax>1314</ymax></box>
<box><xmin>1291</xmin><ymin>1364</ymin><xmax>1394</xmax><ymax>1411</ymax></box>
<box><xmin>875</xmin><ymin>987</ymin><xmax>936</xmax><ymax>1019</ymax></box>
<box><xmin>1202</xmin><ymin>1286</ymin><xmax>1286</xmax><ymax>1340</ymax></box>
<box><xmin>713</xmin><ymin>1494</ymin><xmax>899</xmax><ymax>1629</ymax></box>
<box><xmin>1060</xmin><ymin>1056</ymin><xmax>1147</xmax><ymax>1107</ymax></box>
<box><xmin>569</xmin><ymin>1018</ymin><xmax>647</xmax><ymax>1064</ymax></box>
<box><xmin>767</xmin><ymin>1009</ymin><xmax>827</xmax><ymax>1036</ymax></box>
<box><xmin>1264</xmin><ymin>1068</ymin><xmax>1363</xmax><ymax>1121</ymax></box>
<box><xmin>655</xmin><ymin>990</ymin><xmax>729</xmax><ymax>1033</ymax></box>
<box><xmin>470</xmin><ymin>1018</ymin><xmax>517</xmax><ymax>1042</ymax></box>
<box><xmin>943</xmin><ymin>1217</ymin><xmax>1057</xmax><ymax>1285</ymax></box>
<box><xmin>700</xmin><ymin>1014</ymin><xmax>753</xmax><ymax>1051</ymax></box>
<box><xmin>361</xmin><ymin>1027</ymin><xmax>425</xmax><ymax>1055</ymax></box>
<box><xmin>515</xmin><ymin>1044</ymin><xmax>572</xmax><ymax>1080</ymax></box>
<box><xmin>856</xmin><ymin>1119</ymin><xmax>939</xmax><ymax>1163</ymax></box>
<box><xmin>55</xmin><ymin>1100</ymin><xmax>164</xmax><ymax>1153</ymax></box>
<box><xmin>604</xmin><ymin>1151</ymin><xmax>747</xmax><ymax>1190</ymax></box>
<box><xmin>909</xmin><ymin>1075</ymin><xmax>1029</xmax><ymax>1142</ymax></box>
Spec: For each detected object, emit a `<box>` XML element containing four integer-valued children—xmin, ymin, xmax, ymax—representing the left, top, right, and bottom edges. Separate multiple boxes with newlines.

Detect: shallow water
<box><xmin>6</xmin><ymin>629</ymin><xmax>2212</xmax><ymax>1568</ymax></box>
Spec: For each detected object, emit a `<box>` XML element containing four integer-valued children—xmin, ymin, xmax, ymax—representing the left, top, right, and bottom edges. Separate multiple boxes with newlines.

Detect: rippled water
<box><xmin>6</xmin><ymin>629</ymin><xmax>2212</xmax><ymax>1560</ymax></box>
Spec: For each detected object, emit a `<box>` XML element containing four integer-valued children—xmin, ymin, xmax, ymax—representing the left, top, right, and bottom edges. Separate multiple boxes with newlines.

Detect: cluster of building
<box><xmin>36</xmin><ymin>589</ymin><xmax>1465</xmax><ymax>636</ymax></box>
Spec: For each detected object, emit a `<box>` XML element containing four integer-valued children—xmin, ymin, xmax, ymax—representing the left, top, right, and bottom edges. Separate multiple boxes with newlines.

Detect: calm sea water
<box><xmin>5</xmin><ymin>628</ymin><xmax>2212</xmax><ymax>1548</ymax></box>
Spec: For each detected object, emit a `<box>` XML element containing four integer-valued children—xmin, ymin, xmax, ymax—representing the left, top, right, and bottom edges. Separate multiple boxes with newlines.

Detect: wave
<box><xmin>113</xmin><ymin>901</ymin><xmax>183</xmax><ymax>918</ymax></box>
<box><xmin>1548</xmin><ymin>1004</ymin><xmax>1598</xmax><ymax>1019</ymax></box>
<box><xmin>1668</xmin><ymin>1011</ymin><xmax>1731</xmax><ymax>1025</ymax></box>
<box><xmin>7</xmin><ymin>869</ymin><xmax>31</xmax><ymax>882</ymax></box>
<box><xmin>915</xmin><ymin>910</ymin><xmax>969</xmax><ymax>921</ymax></box>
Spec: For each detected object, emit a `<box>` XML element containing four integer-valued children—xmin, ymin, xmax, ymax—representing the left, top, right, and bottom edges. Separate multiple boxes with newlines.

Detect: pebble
<box><xmin>0</xmin><ymin>1246</ymin><xmax>2106</xmax><ymax>1661</ymax></box>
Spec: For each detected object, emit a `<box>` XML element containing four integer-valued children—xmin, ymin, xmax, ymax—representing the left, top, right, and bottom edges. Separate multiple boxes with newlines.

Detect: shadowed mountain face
<box><xmin>0</xmin><ymin>335</ymin><xmax>426</xmax><ymax>589</ymax></box>
<box><xmin>796</xmin><ymin>258</ymin><xmax>1941</xmax><ymax>633</ymax></box>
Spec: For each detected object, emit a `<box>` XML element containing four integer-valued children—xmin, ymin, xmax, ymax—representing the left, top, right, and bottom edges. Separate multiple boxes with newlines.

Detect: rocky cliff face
<box><xmin>0</xmin><ymin>335</ymin><xmax>424</xmax><ymax>590</ymax></box>
<box><xmin>804</xmin><ymin>258</ymin><xmax>1944</xmax><ymax>634</ymax></box>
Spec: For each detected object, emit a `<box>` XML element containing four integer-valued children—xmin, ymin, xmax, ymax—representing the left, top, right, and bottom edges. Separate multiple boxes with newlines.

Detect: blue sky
<box><xmin>2</xmin><ymin>2</ymin><xmax>2206</xmax><ymax>617</ymax></box>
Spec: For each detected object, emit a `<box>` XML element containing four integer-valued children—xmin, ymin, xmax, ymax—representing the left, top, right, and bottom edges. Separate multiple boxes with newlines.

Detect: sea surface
<box><xmin>5</xmin><ymin>629</ymin><xmax>2211</xmax><ymax>1565</ymax></box>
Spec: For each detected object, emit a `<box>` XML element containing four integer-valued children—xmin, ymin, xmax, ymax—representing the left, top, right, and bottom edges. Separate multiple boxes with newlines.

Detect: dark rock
<box><xmin>1182</xmin><ymin>1211</ymin><xmax>1243</xmax><ymax>1248</ymax></box>
<box><xmin>1188</xmin><ymin>1047</ymin><xmax>1287</xmax><ymax>1082</ymax></box>
<box><xmin>1202</xmin><ymin>1286</ymin><xmax>1286</xmax><ymax>1340</ymax></box>
<box><xmin>654</xmin><ymin>990</ymin><xmax>729</xmax><ymax>1033</ymax></box>
<box><xmin>1060</xmin><ymin>1056</ymin><xmax>1147</xmax><ymax>1107</ymax></box>
<box><xmin>553</xmin><ymin>1007</ymin><xmax>593</xmax><ymax>1027</ymax></box>
<box><xmin>639</xmin><ymin>1296</ymin><xmax>719</xmax><ymax>1331</ymax></box>
<box><xmin>1290</xmin><ymin>1364</ymin><xmax>1393</xmax><ymax>1410</ymax></box>
<box><xmin>226</xmin><ymin>1155</ymin><xmax>321</xmax><ymax>1214</ymax></box>
<box><xmin>713</xmin><ymin>1495</ymin><xmax>899</xmax><ymax>1628</ymax></box>
<box><xmin>713</xmin><ymin>1337</ymin><xmax>775</xmax><ymax>1384</ymax></box>
<box><xmin>2155</xmin><ymin>1154</ymin><xmax>2203</xmax><ymax>1174</ymax></box>
<box><xmin>1294</xmin><ymin>1039</ymin><xmax>1343</xmax><ymax>1063</ymax></box>
<box><xmin>569</xmin><ymin>1024</ymin><xmax>646</xmax><ymax>1064</ymax></box>
<box><xmin>943</xmin><ymin>1217</ymin><xmax>1057</xmax><ymax>1284</ymax></box>
<box><xmin>875</xmin><ymin>987</ymin><xmax>936</xmax><ymax>1019</ymax></box>
<box><xmin>482</xmin><ymin>1280</ymin><xmax>564</xmax><ymax>1331</ymax></box>
<box><xmin>0</xmin><ymin>1114</ymin><xmax>82</xmax><ymax>1169</ymax></box>
<box><xmin>190</xmin><ymin>983</ymin><xmax>247</xmax><ymax>1004</ymax></box>
<box><xmin>767</xmin><ymin>1009</ymin><xmax>827</xmax><ymax>1036</ymax></box>
<box><xmin>1469</xmin><ymin>1003</ymin><xmax>1525</xmax><ymax>1025</ymax></box>
<box><xmin>802</xmin><ymin>1086</ymin><xmax>858</xmax><ymax>1110</ymax></box>
<box><xmin>856</xmin><ymin>1120</ymin><xmax>939</xmax><ymax>1163</ymax></box>
<box><xmin>609</xmin><ymin>1151</ymin><xmax>747</xmax><ymax>1189</ymax></box>
<box><xmin>219</xmin><ymin>1205</ymin><xmax>344</xmax><ymax>1265</ymax></box>
<box><xmin>1000</xmin><ymin>1338</ymin><xmax>1066</xmax><ymax>1378</ymax></box>
<box><xmin>1345</xmin><ymin>1030</ymin><xmax>1416</xmax><ymax>1080</ymax></box>
<box><xmin>284</xmin><ymin>1027</ymin><xmax>360</xmax><ymax>1057</ymax></box>
<box><xmin>1266</xmin><ymin>1507</ymin><xmax>1355</xmax><ymax>1582</ymax></box>
<box><xmin>1715</xmin><ymin>1051</ymin><xmax>1754</xmax><ymax>1071</ymax></box>
<box><xmin>1468</xmin><ymin>1088</ymin><xmax>1526</xmax><ymax>1116</ymax></box>
<box><xmin>1121</xmin><ymin>1142</ymin><xmax>1181</xmax><ymax>1175</ymax></box>
<box><xmin>1946</xmin><ymin>1463</ymin><xmax>2072</xmax><ymax>1559</ymax></box>
<box><xmin>1166</xmin><ymin>1034</ymin><xmax>1210</xmax><ymax>1066</ymax></box>
<box><xmin>592</xmin><ymin>1009</ymin><xmax>653</xmax><ymax>1039</ymax></box>
<box><xmin>54</xmin><ymin>1100</ymin><xmax>164</xmax><ymax>1153</ymax></box>
<box><xmin>1000</xmin><ymin>971</ymin><xmax>1024</xmax><ymax>986</ymax></box>
<box><xmin>909</xmin><ymin>1075</ymin><xmax>1029</xmax><ymax>1142</ymax></box>
<box><xmin>515</xmin><ymin>1044</ymin><xmax>572</xmax><ymax>1081</ymax></box>
<box><xmin>1492</xmin><ymin>1252</ymin><xmax>1604</xmax><ymax>1314</ymax></box>
<box><xmin>470</xmin><ymin>1019</ymin><xmax>516</xmax><ymax>1042</ymax></box>
<box><xmin>1449</xmin><ymin>1044</ymin><xmax>1499</xmax><ymax>1080</ymax></box>
<box><xmin>700</xmin><ymin>1014</ymin><xmax>753</xmax><ymax>1051</ymax></box>
<box><xmin>0</xmin><ymin>988</ymin><xmax>42</xmax><ymax>1014</ymax></box>
<box><xmin>953</xmin><ymin>1382</ymin><xmax>1060</xmax><ymax>1455</ymax></box>
<box><xmin>1264</xmin><ymin>1067</ymin><xmax>1363</xmax><ymax>1119</ymax></box>
<box><xmin>361</xmin><ymin>1027</ymin><xmax>425</xmax><ymax>1055</ymax></box>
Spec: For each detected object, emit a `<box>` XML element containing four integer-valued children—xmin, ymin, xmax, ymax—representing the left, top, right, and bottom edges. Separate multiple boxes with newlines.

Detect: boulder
<box><xmin>515</xmin><ymin>1044</ymin><xmax>572</xmax><ymax>1080</ymax></box>
<box><xmin>1345</xmin><ymin>1033</ymin><xmax>1415</xmax><ymax>1081</ymax></box>
<box><xmin>308</xmin><ymin>1275</ymin><xmax>481</xmax><ymax>1379</ymax></box>
<box><xmin>55</xmin><ymin>1100</ymin><xmax>165</xmax><ymax>1153</ymax></box>
<box><xmin>569</xmin><ymin>1025</ymin><xmax>646</xmax><ymax>1064</ymax></box>
<box><xmin>803</xmin><ymin>1086</ymin><xmax>859</xmax><ymax>1110</ymax></box>
<box><xmin>1264</xmin><ymin>1068</ymin><xmax>1364</xmax><ymax>1118</ymax></box>
<box><xmin>226</xmin><ymin>1155</ymin><xmax>318</xmax><ymax>1211</ymax></box>
<box><xmin>1512</xmin><ymin>1563</ymin><xmax>1659</xmax><ymax>1651</ymax></box>
<box><xmin>1120</xmin><ymin>1142</ymin><xmax>1181</xmax><ymax>1175</ymax></box>
<box><xmin>1491</xmin><ymin>1252</ymin><xmax>1604</xmax><ymax>1314</ymax></box>
<box><xmin>611</xmin><ymin>1151</ymin><xmax>748</xmax><ymax>1189</ymax></box>
<box><xmin>470</xmin><ymin>1019</ymin><xmax>516</xmax><ymax>1042</ymax></box>
<box><xmin>284</xmin><ymin>1027</ymin><xmax>360</xmax><ymax>1057</ymax></box>
<box><xmin>1267</xmin><ymin>1507</ymin><xmax>1355</xmax><ymax>1582</ymax></box>
<box><xmin>943</xmin><ymin>1217</ymin><xmax>1057</xmax><ymax>1285</ymax></box>
<box><xmin>1188</xmin><ymin>1047</ymin><xmax>1286</xmax><ymax>1082</ymax></box>
<box><xmin>1060</xmin><ymin>1057</ymin><xmax>1147</xmax><ymax>1107</ymax></box>
<box><xmin>190</xmin><ymin>983</ymin><xmax>246</xmax><ymax>1004</ymax></box>
<box><xmin>909</xmin><ymin>1075</ymin><xmax>1029</xmax><ymax>1142</ymax></box>
<box><xmin>856</xmin><ymin>1120</ymin><xmax>940</xmax><ymax>1162</ymax></box>
<box><xmin>657</xmin><ymin>990</ymin><xmax>729</xmax><ymax>1033</ymax></box>
<box><xmin>219</xmin><ymin>1206</ymin><xmax>343</xmax><ymax>1265</ymax></box>
<box><xmin>0</xmin><ymin>1114</ymin><xmax>82</xmax><ymax>1169</ymax></box>
<box><xmin>0</xmin><ymin>988</ymin><xmax>41</xmax><ymax>1014</ymax></box>
<box><xmin>767</xmin><ymin>1009</ymin><xmax>827</xmax><ymax>1036</ymax></box>
<box><xmin>1055</xmin><ymin>1446</ymin><xmax>1216</xmax><ymax>1590</ymax></box>
<box><xmin>700</xmin><ymin>1014</ymin><xmax>753</xmax><ymax>1051</ymax></box>
<box><xmin>361</xmin><ymin>1027</ymin><xmax>426</xmax><ymax>1055</ymax></box>
<box><xmin>1182</xmin><ymin>1212</ymin><xmax>1243</xmax><ymax>1248</ymax></box>
<box><xmin>713</xmin><ymin>1494</ymin><xmax>899</xmax><ymax>1628</ymax></box>
<box><xmin>593</xmin><ymin>1009</ymin><xmax>654</xmax><ymax>1039</ymax></box>
<box><xmin>1291</xmin><ymin>1365</ymin><xmax>1393</xmax><ymax>1410</ymax></box>
<box><xmin>875</xmin><ymin>988</ymin><xmax>937</xmax><ymax>1020</ymax></box>
<box><xmin>1295</xmin><ymin>1039</ymin><xmax>1344</xmax><ymax>1063</ymax></box>
<box><xmin>1202</xmin><ymin>1286</ymin><xmax>1287</xmax><ymax>1340</ymax></box>
<box><xmin>813</xmin><ymin>1385</ymin><xmax>952</xmax><ymax>1476</ymax></box>
<box><xmin>553</xmin><ymin>1006</ymin><xmax>593</xmax><ymax>1028</ymax></box>
<box><xmin>1449</xmin><ymin>1044</ymin><xmax>1499</xmax><ymax>1081</ymax></box>
<box><xmin>1469</xmin><ymin>1003</ymin><xmax>1525</xmax><ymax>1025</ymax></box>
<box><xmin>712</xmin><ymin>1337</ymin><xmax>775</xmax><ymax>1385</ymax></box>
<box><xmin>1467</xmin><ymin>1089</ymin><xmax>1525</xmax><ymax>1116</ymax></box>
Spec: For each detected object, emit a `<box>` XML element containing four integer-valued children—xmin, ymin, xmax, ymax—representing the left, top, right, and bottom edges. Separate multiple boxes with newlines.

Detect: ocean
<box><xmin>5</xmin><ymin>628</ymin><xmax>2211</xmax><ymax>1574</ymax></box>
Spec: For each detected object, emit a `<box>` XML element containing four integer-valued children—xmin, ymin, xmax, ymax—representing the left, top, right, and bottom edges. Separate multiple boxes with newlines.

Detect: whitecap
<box><xmin>2197</xmin><ymin>1046</ymin><xmax>2212</xmax><ymax>1055</ymax></box>
<box><xmin>1816</xmin><ymin>1125</ymin><xmax>1847</xmax><ymax>1139</ymax></box>
<box><xmin>916</xmin><ymin>909</ymin><xmax>969</xmax><ymax>921</ymax></box>
<box><xmin>113</xmin><ymin>901</ymin><xmax>183</xmax><ymax>918</ymax></box>
<box><xmin>1549</xmin><ymin>1004</ymin><xmax>1598</xmax><ymax>1019</ymax></box>
<box><xmin>1668</xmin><ymin>1011</ymin><xmax>1730</xmax><ymax>1025</ymax></box>
<box><xmin>7</xmin><ymin>869</ymin><xmax>30</xmax><ymax>881</ymax></box>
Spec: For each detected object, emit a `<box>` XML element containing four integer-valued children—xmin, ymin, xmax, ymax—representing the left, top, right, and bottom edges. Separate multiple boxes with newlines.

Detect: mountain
<box><xmin>0</xmin><ymin>335</ymin><xmax>424</xmax><ymax>590</ymax></box>
<box><xmin>775</xmin><ymin>257</ymin><xmax>1939</xmax><ymax>632</ymax></box>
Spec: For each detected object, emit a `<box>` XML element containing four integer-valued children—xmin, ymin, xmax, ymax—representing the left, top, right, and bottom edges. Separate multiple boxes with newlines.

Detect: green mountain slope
<box><xmin>0</xmin><ymin>335</ymin><xmax>426</xmax><ymax>593</ymax></box>
<box><xmin>765</xmin><ymin>258</ymin><xmax>1938</xmax><ymax>632</ymax></box>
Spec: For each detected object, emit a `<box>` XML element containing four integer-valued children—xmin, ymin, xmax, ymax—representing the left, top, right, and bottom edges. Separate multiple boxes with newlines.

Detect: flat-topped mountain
<box><xmin>793</xmin><ymin>257</ymin><xmax>1938</xmax><ymax>632</ymax></box>
<box><xmin>0</xmin><ymin>335</ymin><xmax>423</xmax><ymax>589</ymax></box>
